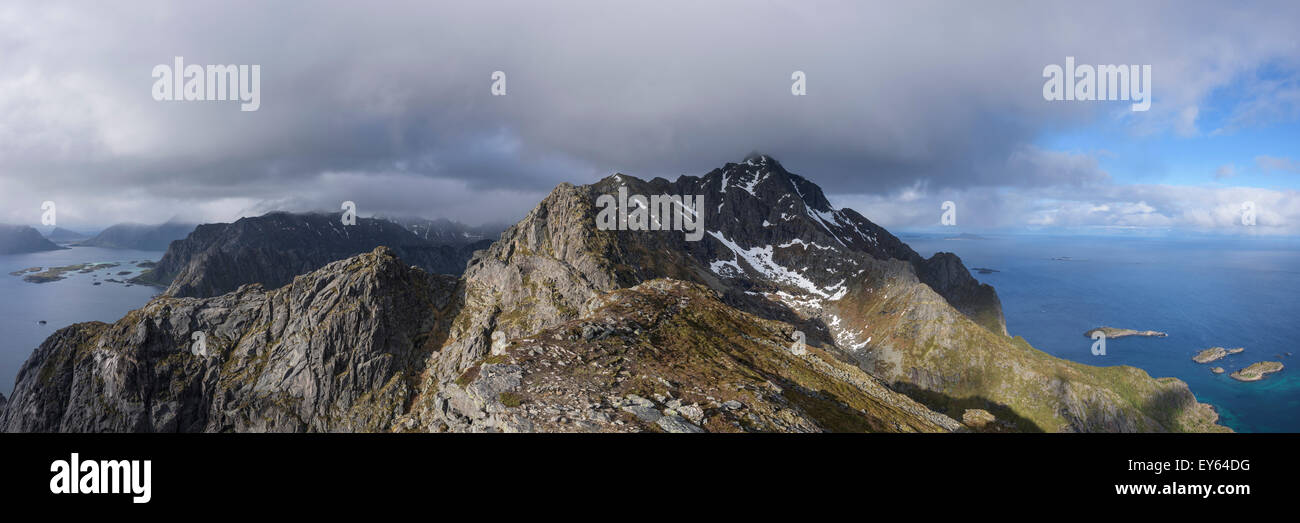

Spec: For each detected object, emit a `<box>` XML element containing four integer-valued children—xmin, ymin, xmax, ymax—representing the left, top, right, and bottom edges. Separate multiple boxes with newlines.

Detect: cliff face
<box><xmin>0</xmin><ymin>224</ymin><xmax>66</xmax><ymax>254</ymax></box>
<box><xmin>135</xmin><ymin>211</ymin><xmax>490</xmax><ymax>298</ymax></box>
<box><xmin>1</xmin><ymin>248</ymin><xmax>459</xmax><ymax>432</ymax></box>
<box><xmin>0</xmin><ymin>155</ymin><xmax>1228</xmax><ymax>433</ymax></box>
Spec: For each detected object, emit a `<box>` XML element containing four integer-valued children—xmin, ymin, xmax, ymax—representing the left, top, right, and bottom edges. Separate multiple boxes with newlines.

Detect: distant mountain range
<box><xmin>0</xmin><ymin>224</ymin><xmax>66</xmax><ymax>254</ymax></box>
<box><xmin>945</xmin><ymin>233</ymin><xmax>989</xmax><ymax>240</ymax></box>
<box><xmin>0</xmin><ymin>155</ymin><xmax>1227</xmax><ymax>433</ymax></box>
<box><xmin>75</xmin><ymin>221</ymin><xmax>196</xmax><ymax>250</ymax></box>
<box><xmin>41</xmin><ymin>227</ymin><xmax>94</xmax><ymax>243</ymax></box>
<box><xmin>132</xmin><ymin>211</ymin><xmax>491</xmax><ymax>298</ymax></box>
<box><xmin>376</xmin><ymin>216</ymin><xmax>504</xmax><ymax>246</ymax></box>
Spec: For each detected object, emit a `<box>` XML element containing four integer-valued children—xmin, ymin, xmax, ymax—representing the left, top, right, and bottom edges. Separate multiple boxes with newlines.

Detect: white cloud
<box><xmin>1</xmin><ymin>1</ymin><xmax>1298</xmax><ymax>231</ymax></box>
<box><xmin>833</xmin><ymin>183</ymin><xmax>1300</xmax><ymax>235</ymax></box>
<box><xmin>1257</xmin><ymin>155</ymin><xmax>1300</xmax><ymax>174</ymax></box>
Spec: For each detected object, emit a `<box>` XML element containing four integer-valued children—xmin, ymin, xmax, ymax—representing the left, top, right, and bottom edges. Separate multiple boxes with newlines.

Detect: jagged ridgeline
<box><xmin>0</xmin><ymin>156</ymin><xmax>1228</xmax><ymax>432</ymax></box>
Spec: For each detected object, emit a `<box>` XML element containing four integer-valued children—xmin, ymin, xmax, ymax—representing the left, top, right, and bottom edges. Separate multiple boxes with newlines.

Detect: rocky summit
<box><xmin>0</xmin><ymin>155</ymin><xmax>1230</xmax><ymax>433</ymax></box>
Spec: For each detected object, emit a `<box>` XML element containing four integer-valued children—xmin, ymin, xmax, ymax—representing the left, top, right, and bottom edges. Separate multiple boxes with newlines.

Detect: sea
<box><xmin>0</xmin><ymin>246</ymin><xmax>163</xmax><ymax>396</ymax></box>
<box><xmin>904</xmin><ymin>232</ymin><xmax>1300</xmax><ymax>433</ymax></box>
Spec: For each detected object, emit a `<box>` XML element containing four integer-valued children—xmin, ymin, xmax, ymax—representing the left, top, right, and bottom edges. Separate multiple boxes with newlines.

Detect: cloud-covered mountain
<box><xmin>376</xmin><ymin>216</ymin><xmax>504</xmax><ymax>246</ymax></box>
<box><xmin>41</xmin><ymin>227</ymin><xmax>92</xmax><ymax>243</ymax></box>
<box><xmin>76</xmin><ymin>221</ymin><xmax>197</xmax><ymax>250</ymax></box>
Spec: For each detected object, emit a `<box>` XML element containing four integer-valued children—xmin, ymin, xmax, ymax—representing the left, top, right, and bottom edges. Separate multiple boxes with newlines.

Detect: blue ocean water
<box><xmin>0</xmin><ymin>246</ymin><xmax>163</xmax><ymax>395</ymax></box>
<box><xmin>904</xmin><ymin>233</ymin><xmax>1300</xmax><ymax>433</ymax></box>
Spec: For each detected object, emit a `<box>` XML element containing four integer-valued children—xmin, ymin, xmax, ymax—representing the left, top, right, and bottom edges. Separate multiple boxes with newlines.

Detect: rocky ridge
<box><xmin>1</xmin><ymin>248</ymin><xmax>458</xmax><ymax>432</ymax></box>
<box><xmin>427</xmin><ymin>279</ymin><xmax>962</xmax><ymax>433</ymax></box>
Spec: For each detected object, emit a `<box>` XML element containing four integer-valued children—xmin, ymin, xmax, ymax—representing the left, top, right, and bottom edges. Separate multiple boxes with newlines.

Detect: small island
<box><xmin>972</xmin><ymin>267</ymin><xmax>1000</xmax><ymax>274</ymax></box>
<box><xmin>1084</xmin><ymin>326</ymin><xmax>1168</xmax><ymax>339</ymax></box>
<box><xmin>1193</xmin><ymin>347</ymin><xmax>1244</xmax><ymax>364</ymax></box>
<box><xmin>1230</xmin><ymin>361</ymin><xmax>1284</xmax><ymax>382</ymax></box>
<box><xmin>17</xmin><ymin>262</ymin><xmax>121</xmax><ymax>284</ymax></box>
<box><xmin>1211</xmin><ymin>367</ymin><xmax>1225</xmax><ymax>374</ymax></box>
<box><xmin>8</xmin><ymin>267</ymin><xmax>41</xmax><ymax>276</ymax></box>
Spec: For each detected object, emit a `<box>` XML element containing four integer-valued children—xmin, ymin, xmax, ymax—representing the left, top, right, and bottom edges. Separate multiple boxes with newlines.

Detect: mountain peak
<box><xmin>741</xmin><ymin>151</ymin><xmax>776</xmax><ymax>166</ymax></box>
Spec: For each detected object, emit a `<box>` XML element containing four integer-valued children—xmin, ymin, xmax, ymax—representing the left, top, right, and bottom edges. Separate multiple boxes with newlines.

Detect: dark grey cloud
<box><xmin>1</xmin><ymin>0</ymin><xmax>1298</xmax><ymax>229</ymax></box>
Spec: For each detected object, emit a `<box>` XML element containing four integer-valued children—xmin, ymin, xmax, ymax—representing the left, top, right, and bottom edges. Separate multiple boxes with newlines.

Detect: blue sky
<box><xmin>1039</xmin><ymin>65</ymin><xmax>1300</xmax><ymax>191</ymax></box>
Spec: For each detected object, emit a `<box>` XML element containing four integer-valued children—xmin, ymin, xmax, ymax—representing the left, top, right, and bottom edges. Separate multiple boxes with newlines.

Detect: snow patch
<box><xmin>778</xmin><ymin>238</ymin><xmax>834</xmax><ymax>251</ymax></box>
<box><xmin>707</xmin><ymin>231</ymin><xmax>846</xmax><ymax>300</ymax></box>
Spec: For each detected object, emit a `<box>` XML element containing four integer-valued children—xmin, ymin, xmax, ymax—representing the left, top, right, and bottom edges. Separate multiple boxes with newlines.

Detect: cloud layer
<box><xmin>0</xmin><ymin>0</ymin><xmax>1297</xmax><ymax>233</ymax></box>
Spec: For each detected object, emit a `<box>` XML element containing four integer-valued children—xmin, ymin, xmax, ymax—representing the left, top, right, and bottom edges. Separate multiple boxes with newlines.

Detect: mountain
<box><xmin>0</xmin><ymin>155</ymin><xmax>1227</xmax><ymax>433</ymax></box>
<box><xmin>421</xmin><ymin>154</ymin><xmax>1219</xmax><ymax>432</ymax></box>
<box><xmin>77</xmin><ymin>221</ymin><xmax>196</xmax><ymax>250</ymax></box>
<box><xmin>0</xmin><ymin>224</ymin><xmax>66</xmax><ymax>254</ymax></box>
<box><xmin>42</xmin><ymin>227</ymin><xmax>93</xmax><ymax>243</ymax></box>
<box><xmin>133</xmin><ymin>211</ymin><xmax>491</xmax><ymax>298</ymax></box>
<box><xmin>378</xmin><ymin>216</ymin><xmax>504</xmax><ymax>246</ymax></box>
<box><xmin>1</xmin><ymin>248</ymin><xmax>461</xmax><ymax>432</ymax></box>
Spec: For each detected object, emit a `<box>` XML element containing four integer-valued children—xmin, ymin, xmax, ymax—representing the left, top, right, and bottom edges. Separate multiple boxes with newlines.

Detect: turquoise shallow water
<box><xmin>904</xmin><ymin>233</ymin><xmax>1300</xmax><ymax>433</ymax></box>
<box><xmin>0</xmin><ymin>246</ymin><xmax>163</xmax><ymax>395</ymax></box>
